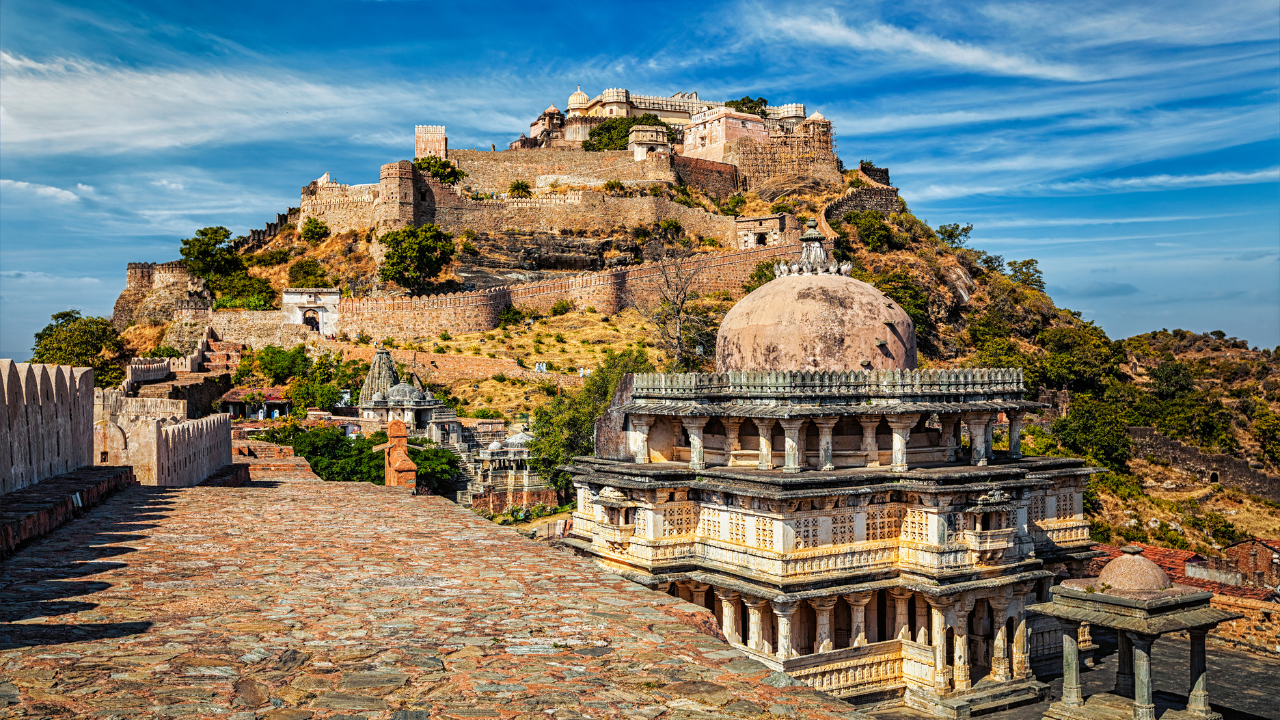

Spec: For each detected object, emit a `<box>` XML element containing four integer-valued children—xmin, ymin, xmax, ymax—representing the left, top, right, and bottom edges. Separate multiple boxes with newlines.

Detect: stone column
<box><xmin>953</xmin><ymin>600</ymin><xmax>973</xmax><ymax>691</ymax></box>
<box><xmin>772</xmin><ymin>600</ymin><xmax>797</xmax><ymax>659</ymax></box>
<box><xmin>984</xmin><ymin>419</ymin><xmax>995</xmax><ymax>460</ymax></box>
<box><xmin>778</xmin><ymin>419</ymin><xmax>805</xmax><ymax>473</ymax></box>
<box><xmin>844</xmin><ymin>592</ymin><xmax>873</xmax><ymax>647</ymax></box>
<box><xmin>989</xmin><ymin>597</ymin><xmax>1011</xmax><ymax>681</ymax></box>
<box><xmin>743</xmin><ymin>596</ymin><xmax>768</xmax><ymax>653</ymax></box>
<box><xmin>1188</xmin><ymin>628</ymin><xmax>1211</xmax><ymax>716</ymax></box>
<box><xmin>964</xmin><ymin>413</ymin><xmax>991</xmax><ymax>466</ymax></box>
<box><xmin>630</xmin><ymin>414</ymin><xmax>652</xmax><ymax>464</ymax></box>
<box><xmin>714</xmin><ymin>588</ymin><xmax>742</xmax><ymax>644</ymax></box>
<box><xmin>940</xmin><ymin>415</ymin><xmax>958</xmax><ymax>462</ymax></box>
<box><xmin>928</xmin><ymin>598</ymin><xmax>953</xmax><ymax>693</ymax></box>
<box><xmin>676</xmin><ymin>581</ymin><xmax>694</xmax><ymax>602</ymax></box>
<box><xmin>890</xmin><ymin>588</ymin><xmax>912</xmax><ymax>640</ymax></box>
<box><xmin>1130</xmin><ymin>632</ymin><xmax>1156</xmax><ymax>720</ymax></box>
<box><xmin>757</xmin><ymin>420</ymin><xmax>775</xmax><ymax>470</ymax></box>
<box><xmin>859</xmin><ymin>417</ymin><xmax>881</xmax><ymax>467</ymax></box>
<box><xmin>681</xmin><ymin>416</ymin><xmax>709</xmax><ymax>471</ymax></box>
<box><xmin>1012</xmin><ymin>608</ymin><xmax>1031</xmax><ymax>679</ymax></box>
<box><xmin>814</xmin><ymin>417</ymin><xmax>839</xmax><ymax>471</ymax></box>
<box><xmin>1061</xmin><ymin>623</ymin><xmax>1083</xmax><ymax>708</ymax></box>
<box><xmin>886</xmin><ymin>414</ymin><xmax>919</xmax><ymax>473</ymax></box>
<box><xmin>687</xmin><ymin>581</ymin><xmax>710</xmax><ymax>608</ymax></box>
<box><xmin>1007</xmin><ymin>410</ymin><xmax>1024</xmax><ymax>459</ymax></box>
<box><xmin>915</xmin><ymin>593</ymin><xmax>929</xmax><ymax>644</ymax></box>
<box><xmin>811</xmin><ymin>596</ymin><xmax>837</xmax><ymax>653</ymax></box>
<box><xmin>723</xmin><ymin>418</ymin><xmax>742</xmax><ymax>460</ymax></box>
<box><xmin>1115</xmin><ymin>630</ymin><xmax>1134</xmax><ymax>697</ymax></box>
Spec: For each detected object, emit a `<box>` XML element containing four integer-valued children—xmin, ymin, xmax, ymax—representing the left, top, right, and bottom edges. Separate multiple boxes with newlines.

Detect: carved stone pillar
<box><xmin>756</xmin><ymin>420</ymin><xmax>775</xmax><ymax>470</ymax></box>
<box><xmin>1115</xmin><ymin>630</ymin><xmax>1134</xmax><ymax>697</ymax></box>
<box><xmin>1007</xmin><ymin>410</ymin><xmax>1024</xmax><ymax>459</ymax></box>
<box><xmin>859</xmin><ymin>416</ymin><xmax>881</xmax><ymax>467</ymax></box>
<box><xmin>811</xmin><ymin>596</ymin><xmax>837</xmax><ymax>653</ymax></box>
<box><xmin>630</xmin><ymin>414</ymin><xmax>652</xmax><ymax>464</ymax></box>
<box><xmin>928</xmin><ymin>598</ymin><xmax>953</xmax><ymax>693</ymax></box>
<box><xmin>940</xmin><ymin>415</ymin><xmax>958</xmax><ymax>462</ymax></box>
<box><xmin>675</xmin><ymin>581</ymin><xmax>693</xmax><ymax>602</ymax></box>
<box><xmin>1013</xmin><ymin>607</ymin><xmax>1031</xmax><ymax>679</ymax></box>
<box><xmin>687</xmin><ymin>581</ymin><xmax>711</xmax><ymax>608</ymax></box>
<box><xmin>889</xmin><ymin>588</ymin><xmax>912</xmax><ymax>639</ymax></box>
<box><xmin>886</xmin><ymin>414</ymin><xmax>919</xmax><ymax>473</ymax></box>
<box><xmin>681</xmin><ymin>416</ymin><xmax>709</xmax><ymax>471</ymax></box>
<box><xmin>778</xmin><ymin>419</ymin><xmax>805</xmax><ymax>473</ymax></box>
<box><xmin>1061</xmin><ymin>623</ymin><xmax>1083</xmax><ymax>708</ymax></box>
<box><xmin>952</xmin><ymin>600</ymin><xmax>973</xmax><ymax>691</ymax></box>
<box><xmin>989</xmin><ymin>596</ymin><xmax>1011</xmax><ymax>681</ymax></box>
<box><xmin>915</xmin><ymin>593</ymin><xmax>929</xmax><ymax>644</ymax></box>
<box><xmin>964</xmin><ymin>412</ymin><xmax>991</xmax><ymax>466</ymax></box>
<box><xmin>1130</xmin><ymin>632</ymin><xmax>1156</xmax><ymax>720</ymax></box>
<box><xmin>723</xmin><ymin>418</ymin><xmax>742</xmax><ymax>454</ymax></box>
<box><xmin>984</xmin><ymin>418</ymin><xmax>995</xmax><ymax>460</ymax></box>
<box><xmin>844</xmin><ymin>592</ymin><xmax>873</xmax><ymax>647</ymax></box>
<box><xmin>742</xmin><ymin>596</ymin><xmax>768</xmax><ymax>653</ymax></box>
<box><xmin>714</xmin><ymin>587</ymin><xmax>742</xmax><ymax>644</ymax></box>
<box><xmin>772</xmin><ymin>600</ymin><xmax>798</xmax><ymax>659</ymax></box>
<box><xmin>814</xmin><ymin>417</ymin><xmax>839</xmax><ymax>471</ymax></box>
<box><xmin>1188</xmin><ymin>628</ymin><xmax>1212</xmax><ymax>716</ymax></box>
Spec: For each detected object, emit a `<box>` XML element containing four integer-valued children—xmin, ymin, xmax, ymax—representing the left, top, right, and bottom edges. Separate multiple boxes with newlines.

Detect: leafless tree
<box><xmin>629</xmin><ymin>245</ymin><xmax>723</xmax><ymax>372</ymax></box>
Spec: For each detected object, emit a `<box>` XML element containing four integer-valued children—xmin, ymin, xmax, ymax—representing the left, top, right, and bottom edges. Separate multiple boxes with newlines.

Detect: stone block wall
<box><xmin>1</xmin><ymin>360</ymin><xmax>95</xmax><ymax>496</ymax></box>
<box><xmin>1207</xmin><ymin>595</ymin><xmax>1280</xmax><ymax>656</ymax></box>
<box><xmin>93</xmin><ymin>389</ymin><xmax>186</xmax><ymax>430</ymax></box>
<box><xmin>825</xmin><ymin>186</ymin><xmax>901</xmax><ymax>221</ymax></box>
<box><xmin>154</xmin><ymin>414</ymin><xmax>233</xmax><ymax>487</ymax></box>
<box><xmin>1129</xmin><ymin>427</ymin><xmax>1280</xmax><ymax>502</ymax></box>
<box><xmin>448</xmin><ymin>149</ymin><xmax>676</xmax><ymax>193</ymax></box>
<box><xmin>210</xmin><ymin>312</ymin><xmax>319</xmax><ymax>351</ymax></box>
<box><xmin>860</xmin><ymin>164</ymin><xmax>891</xmax><ymax>186</ymax></box>
<box><xmin>672</xmin><ymin>156</ymin><xmax>739</xmax><ymax>198</ymax></box>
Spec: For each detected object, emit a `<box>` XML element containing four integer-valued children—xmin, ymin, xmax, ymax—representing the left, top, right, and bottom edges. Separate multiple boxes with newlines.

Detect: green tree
<box><xmin>256</xmin><ymin>344</ymin><xmax>312</xmax><ymax>385</ymax></box>
<box><xmin>1253</xmin><ymin>407</ymin><xmax>1280</xmax><ymax>464</ymax></box>
<box><xmin>1037</xmin><ymin>325</ymin><xmax>1125</xmax><ymax>393</ymax></box>
<box><xmin>412</xmin><ymin>156</ymin><xmax>468</xmax><ymax>185</ymax></box>
<box><xmin>528</xmin><ymin>349</ymin><xmax>655</xmax><ymax>497</ymax></box>
<box><xmin>874</xmin><ymin>272</ymin><xmax>931</xmax><ymax>340</ymax></box>
<box><xmin>288</xmin><ymin>258</ymin><xmax>331</xmax><ymax>288</ymax></box>
<box><xmin>936</xmin><ymin>223</ymin><xmax>973</xmax><ymax>248</ymax></box>
<box><xmin>1148</xmin><ymin>360</ymin><xmax>1196</xmax><ymax>400</ymax></box>
<box><xmin>378</xmin><ymin>224</ymin><xmax>457</xmax><ymax>295</ymax></box>
<box><xmin>301</xmin><ymin>217</ymin><xmax>330</xmax><ymax>245</ymax></box>
<box><xmin>179</xmin><ymin>226</ymin><xmax>241</xmax><ymax>279</ymax></box>
<box><xmin>30</xmin><ymin>310</ymin><xmax>126</xmax><ymax>387</ymax></box>
<box><xmin>408</xmin><ymin>444</ymin><xmax>462</xmax><ymax>495</ymax></box>
<box><xmin>1051</xmin><ymin>393</ymin><xmax>1133</xmax><ymax>472</ymax></box>
<box><xmin>724</xmin><ymin>96</ymin><xmax>769</xmax><ymax>118</ymax></box>
<box><xmin>844</xmin><ymin>210</ymin><xmax>900</xmax><ymax>252</ymax></box>
<box><xmin>1007</xmin><ymin>258</ymin><xmax>1046</xmax><ymax>291</ymax></box>
<box><xmin>507</xmin><ymin>180</ymin><xmax>532</xmax><ymax>198</ymax></box>
<box><xmin>290</xmin><ymin>427</ymin><xmax>388</xmax><ymax>484</ymax></box>
<box><xmin>742</xmin><ymin>259</ymin><xmax>777</xmax><ymax>293</ymax></box>
<box><xmin>286</xmin><ymin>378</ymin><xmax>342</xmax><ymax>412</ymax></box>
<box><xmin>582</xmin><ymin>113</ymin><xmax>675</xmax><ymax>151</ymax></box>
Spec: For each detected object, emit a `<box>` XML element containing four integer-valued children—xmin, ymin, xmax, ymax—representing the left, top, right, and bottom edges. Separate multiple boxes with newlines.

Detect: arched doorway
<box><xmin>302</xmin><ymin>309</ymin><xmax>320</xmax><ymax>332</ymax></box>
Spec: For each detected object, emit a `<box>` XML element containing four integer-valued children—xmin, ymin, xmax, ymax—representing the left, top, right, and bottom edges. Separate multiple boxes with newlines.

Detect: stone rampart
<box><xmin>154</xmin><ymin>413</ymin><xmax>233</xmax><ymax>487</ymax></box>
<box><xmin>825</xmin><ymin>186</ymin><xmax>901</xmax><ymax>220</ymax></box>
<box><xmin>1</xmin><ymin>360</ymin><xmax>95</xmax><ymax>496</ymax></box>
<box><xmin>1129</xmin><ymin>426</ymin><xmax>1280</xmax><ymax>502</ymax></box>
<box><xmin>672</xmin><ymin>156</ymin><xmax>739</xmax><ymax>198</ymax></box>
<box><xmin>860</xmin><ymin>164</ymin><xmax>891</xmax><ymax>186</ymax></box>
<box><xmin>93</xmin><ymin>389</ymin><xmax>186</xmax><ymax>430</ymax></box>
<box><xmin>121</xmin><ymin>358</ymin><xmax>172</xmax><ymax>395</ymax></box>
<box><xmin>449</xmin><ymin>149</ymin><xmax>676</xmax><ymax>192</ymax></box>
<box><xmin>336</xmin><ymin>242</ymin><xmax>798</xmax><ymax>341</ymax></box>
<box><xmin>1</xmin><ymin>465</ymin><xmax>136</xmax><ymax>558</ymax></box>
<box><xmin>210</xmin><ymin>313</ymin><xmax>318</xmax><ymax>350</ymax></box>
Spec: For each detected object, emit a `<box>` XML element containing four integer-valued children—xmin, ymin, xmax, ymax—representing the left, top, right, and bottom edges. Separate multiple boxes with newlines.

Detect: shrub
<box><xmin>461</xmin><ymin>240</ymin><xmax>479</xmax><ymax>254</ymax></box>
<box><xmin>603</xmin><ymin>179</ymin><xmax>624</xmax><ymax>193</ymax></box>
<box><xmin>244</xmin><ymin>249</ymin><xmax>291</xmax><ymax>267</ymax></box>
<box><xmin>507</xmin><ymin>180</ymin><xmax>532</xmax><ymax>198</ymax></box>
<box><xmin>412</xmin><ymin>155</ymin><xmax>467</xmax><ymax>185</ymax></box>
<box><xmin>288</xmin><ymin>258</ymin><xmax>330</xmax><ymax>288</ymax></box>
<box><xmin>439</xmin><ymin>331</ymin><xmax>451</xmax><ymax>341</ymax></box>
<box><xmin>550</xmin><ymin>298</ymin><xmax>575</xmax><ymax>316</ymax></box>
<box><xmin>301</xmin><ymin>217</ymin><xmax>330</xmax><ymax>245</ymax></box>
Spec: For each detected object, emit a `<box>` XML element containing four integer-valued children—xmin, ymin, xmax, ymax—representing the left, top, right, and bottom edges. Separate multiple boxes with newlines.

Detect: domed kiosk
<box><xmin>563</xmin><ymin>223</ymin><xmax>1108</xmax><ymax>716</ymax></box>
<box><xmin>356</xmin><ymin>347</ymin><xmax>461</xmax><ymax>444</ymax></box>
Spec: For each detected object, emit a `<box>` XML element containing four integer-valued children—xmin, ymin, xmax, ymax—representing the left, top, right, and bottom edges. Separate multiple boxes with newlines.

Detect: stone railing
<box><xmin>784</xmin><ymin>640</ymin><xmax>903</xmax><ymax>695</ymax></box>
<box><xmin>121</xmin><ymin>358</ymin><xmax>172</xmax><ymax>395</ymax></box>
<box><xmin>900</xmin><ymin>639</ymin><xmax>936</xmax><ymax>686</ymax></box>
<box><xmin>174</xmin><ymin>326</ymin><xmax>216</xmax><ymax>373</ymax></box>
<box><xmin>630</xmin><ymin>368</ymin><xmax>1027</xmax><ymax>404</ymax></box>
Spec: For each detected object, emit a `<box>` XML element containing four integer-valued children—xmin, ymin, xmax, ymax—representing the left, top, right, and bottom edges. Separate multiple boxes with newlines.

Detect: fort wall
<box><xmin>93</xmin><ymin>389</ymin><xmax>186</xmax><ymax>430</ymax></box>
<box><xmin>1207</xmin><ymin>595</ymin><xmax>1280</xmax><ymax>657</ymax></box>
<box><xmin>1</xmin><ymin>360</ymin><xmax>95</xmax><ymax>496</ymax></box>
<box><xmin>155</xmin><ymin>413</ymin><xmax>233</xmax><ymax>488</ymax></box>
<box><xmin>210</xmin><ymin>312</ymin><xmax>318</xmax><ymax>350</ymax></box>
<box><xmin>1129</xmin><ymin>426</ymin><xmax>1280</xmax><ymax>502</ymax></box>
<box><xmin>449</xmin><ymin>149</ymin><xmax>676</xmax><ymax>193</ymax></box>
<box><xmin>825</xmin><ymin>186</ymin><xmax>901</xmax><ymax>220</ymax></box>
<box><xmin>671</xmin><ymin>156</ymin><xmax>739</xmax><ymax>198</ymax></box>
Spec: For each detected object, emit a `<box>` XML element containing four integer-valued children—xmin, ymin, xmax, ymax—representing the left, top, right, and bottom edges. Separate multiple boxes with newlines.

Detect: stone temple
<box><xmin>357</xmin><ymin>347</ymin><xmax>461</xmax><ymax>444</ymax></box>
<box><xmin>564</xmin><ymin>226</ymin><xmax>1104</xmax><ymax>715</ymax></box>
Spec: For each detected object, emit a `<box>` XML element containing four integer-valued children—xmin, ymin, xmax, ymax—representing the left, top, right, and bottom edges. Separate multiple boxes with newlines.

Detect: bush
<box><xmin>582</xmin><ymin>114</ymin><xmax>675</xmax><ymax>151</ymax></box>
<box><xmin>301</xmin><ymin>217</ymin><xmax>330</xmax><ymax>245</ymax></box>
<box><xmin>244</xmin><ymin>249</ymin><xmax>291</xmax><ymax>267</ymax></box>
<box><xmin>412</xmin><ymin>155</ymin><xmax>467</xmax><ymax>185</ymax></box>
<box><xmin>288</xmin><ymin>258</ymin><xmax>330</xmax><ymax>288</ymax></box>
<box><xmin>550</xmin><ymin>298</ymin><xmax>575</xmax><ymax>316</ymax></box>
<box><xmin>603</xmin><ymin>179</ymin><xmax>625</xmax><ymax>193</ymax></box>
<box><xmin>845</xmin><ymin>210</ymin><xmax>900</xmax><ymax>252</ymax></box>
<box><xmin>507</xmin><ymin>180</ymin><xmax>532</xmax><ymax>198</ymax></box>
<box><xmin>742</xmin><ymin>259</ymin><xmax>776</xmax><ymax>293</ymax></box>
<box><xmin>461</xmin><ymin>240</ymin><xmax>479</xmax><ymax>254</ymax></box>
<box><xmin>378</xmin><ymin>224</ymin><xmax>456</xmax><ymax>295</ymax></box>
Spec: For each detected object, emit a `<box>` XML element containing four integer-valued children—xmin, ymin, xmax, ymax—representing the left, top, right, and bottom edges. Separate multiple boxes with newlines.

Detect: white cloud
<box><xmin>151</xmin><ymin>179</ymin><xmax>186</xmax><ymax>192</ymax></box>
<box><xmin>0</xmin><ymin>270</ymin><xmax>101</xmax><ymax>285</ymax></box>
<box><xmin>0</xmin><ymin>178</ymin><xmax>81</xmax><ymax>203</ymax></box>
<box><xmin>1041</xmin><ymin>168</ymin><xmax>1280</xmax><ymax>194</ymax></box>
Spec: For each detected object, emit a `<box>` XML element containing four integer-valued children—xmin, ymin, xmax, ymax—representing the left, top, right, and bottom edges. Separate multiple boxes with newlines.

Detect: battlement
<box><xmin>415</xmin><ymin>125</ymin><xmax>448</xmax><ymax>159</ymax></box>
<box><xmin>124</xmin><ymin>261</ymin><xmax>191</xmax><ymax>291</ymax></box>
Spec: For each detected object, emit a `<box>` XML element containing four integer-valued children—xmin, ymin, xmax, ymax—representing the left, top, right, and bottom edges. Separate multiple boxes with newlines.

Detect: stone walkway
<box><xmin>1</xmin><ymin>473</ymin><xmax>868</xmax><ymax>720</ymax></box>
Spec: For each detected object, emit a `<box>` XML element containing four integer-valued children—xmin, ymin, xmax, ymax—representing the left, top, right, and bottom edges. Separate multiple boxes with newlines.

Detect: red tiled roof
<box><xmin>219</xmin><ymin>386</ymin><xmax>290</xmax><ymax>402</ymax></box>
<box><xmin>1092</xmin><ymin>542</ymin><xmax>1276</xmax><ymax>601</ymax></box>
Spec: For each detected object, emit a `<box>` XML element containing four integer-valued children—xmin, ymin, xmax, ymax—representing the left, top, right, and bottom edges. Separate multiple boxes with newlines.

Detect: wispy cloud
<box><xmin>0</xmin><ymin>179</ymin><xmax>82</xmax><ymax>203</ymax></box>
<box><xmin>1040</xmin><ymin>168</ymin><xmax>1280</xmax><ymax>194</ymax></box>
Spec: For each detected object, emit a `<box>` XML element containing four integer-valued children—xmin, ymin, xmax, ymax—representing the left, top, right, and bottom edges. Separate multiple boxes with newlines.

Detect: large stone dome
<box><xmin>716</xmin><ymin>272</ymin><xmax>917</xmax><ymax>373</ymax></box>
<box><xmin>388</xmin><ymin>383</ymin><xmax>426</xmax><ymax>402</ymax></box>
<box><xmin>1096</xmin><ymin>545</ymin><xmax>1171</xmax><ymax>591</ymax></box>
<box><xmin>568</xmin><ymin>85</ymin><xmax>590</xmax><ymax>110</ymax></box>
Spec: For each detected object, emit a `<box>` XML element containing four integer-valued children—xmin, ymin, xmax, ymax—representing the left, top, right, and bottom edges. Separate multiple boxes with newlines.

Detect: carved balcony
<box><xmin>960</xmin><ymin>527</ymin><xmax>1017</xmax><ymax>563</ymax></box>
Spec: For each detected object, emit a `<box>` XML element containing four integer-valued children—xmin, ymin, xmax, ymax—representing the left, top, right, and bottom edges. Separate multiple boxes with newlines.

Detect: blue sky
<box><xmin>1</xmin><ymin>0</ymin><xmax>1277</xmax><ymax>359</ymax></box>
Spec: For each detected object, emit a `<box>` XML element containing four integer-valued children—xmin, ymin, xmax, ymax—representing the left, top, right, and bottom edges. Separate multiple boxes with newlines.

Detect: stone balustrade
<box><xmin>630</xmin><ymin>368</ymin><xmax>1028</xmax><ymax>403</ymax></box>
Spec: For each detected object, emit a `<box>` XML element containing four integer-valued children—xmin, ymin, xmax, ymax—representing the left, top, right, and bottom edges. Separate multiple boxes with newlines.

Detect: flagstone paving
<box><xmin>1</xmin><ymin>470</ymin><xmax>870</xmax><ymax>720</ymax></box>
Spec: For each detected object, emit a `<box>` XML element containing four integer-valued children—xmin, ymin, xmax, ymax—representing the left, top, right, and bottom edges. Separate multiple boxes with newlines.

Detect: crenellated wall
<box><xmin>1</xmin><ymin>360</ymin><xmax>95</xmax><ymax>496</ymax></box>
<box><xmin>154</xmin><ymin>413</ymin><xmax>233</xmax><ymax>488</ymax></box>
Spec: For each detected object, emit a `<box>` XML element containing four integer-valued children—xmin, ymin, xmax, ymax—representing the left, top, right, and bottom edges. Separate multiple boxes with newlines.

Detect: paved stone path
<box><xmin>1</xmin><ymin>473</ymin><xmax>868</xmax><ymax>720</ymax></box>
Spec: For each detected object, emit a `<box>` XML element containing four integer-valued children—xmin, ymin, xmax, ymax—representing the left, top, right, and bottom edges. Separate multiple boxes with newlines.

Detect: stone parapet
<box><xmin>630</xmin><ymin>368</ymin><xmax>1029</xmax><ymax>404</ymax></box>
<box><xmin>1</xmin><ymin>360</ymin><xmax>95</xmax><ymax>495</ymax></box>
<box><xmin>0</xmin><ymin>465</ymin><xmax>136</xmax><ymax>558</ymax></box>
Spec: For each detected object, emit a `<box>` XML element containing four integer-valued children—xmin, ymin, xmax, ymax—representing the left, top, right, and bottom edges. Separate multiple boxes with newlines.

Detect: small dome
<box><xmin>716</xmin><ymin>271</ymin><xmax>916</xmax><ymax>373</ymax></box>
<box><xmin>807</xmin><ymin>112</ymin><xmax>826</xmax><ymax>121</ymax></box>
<box><xmin>545</xmin><ymin>104</ymin><xmax>561</xmax><ymax>115</ymax></box>
<box><xmin>487</xmin><ymin>441</ymin><xmax>503</xmax><ymax>451</ymax></box>
<box><xmin>568</xmin><ymin>85</ymin><xmax>589</xmax><ymax>109</ymax></box>
<box><xmin>371</xmin><ymin>392</ymin><xmax>386</xmax><ymax>402</ymax></box>
<box><xmin>505</xmin><ymin>431</ymin><xmax>534</xmax><ymax>448</ymax></box>
<box><xmin>387</xmin><ymin>383</ymin><xmax>426</xmax><ymax>402</ymax></box>
<box><xmin>1097</xmin><ymin>546</ymin><xmax>1171</xmax><ymax>591</ymax></box>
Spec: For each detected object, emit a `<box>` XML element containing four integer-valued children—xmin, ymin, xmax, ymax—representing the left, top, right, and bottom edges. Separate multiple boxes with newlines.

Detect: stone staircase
<box><xmin>907</xmin><ymin>678</ymin><xmax>1048</xmax><ymax>719</ymax></box>
<box><xmin>202</xmin><ymin>341</ymin><xmax>247</xmax><ymax>374</ymax></box>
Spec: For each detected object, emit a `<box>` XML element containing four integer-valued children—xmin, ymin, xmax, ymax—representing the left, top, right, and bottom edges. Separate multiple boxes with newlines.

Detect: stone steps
<box><xmin>909</xmin><ymin>678</ymin><xmax>1048</xmax><ymax>719</ymax></box>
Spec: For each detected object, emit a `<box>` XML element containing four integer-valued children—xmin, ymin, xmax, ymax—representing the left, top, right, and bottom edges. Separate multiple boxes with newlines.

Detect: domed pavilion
<box><xmin>1030</xmin><ymin>545</ymin><xmax>1241</xmax><ymax>720</ymax></box>
<box><xmin>357</xmin><ymin>347</ymin><xmax>461</xmax><ymax>445</ymax></box>
<box><xmin>563</xmin><ymin>227</ymin><xmax>1107</xmax><ymax>716</ymax></box>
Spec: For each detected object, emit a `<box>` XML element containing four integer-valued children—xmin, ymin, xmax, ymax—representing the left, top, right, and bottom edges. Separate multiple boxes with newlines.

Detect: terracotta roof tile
<box><xmin>1091</xmin><ymin>542</ymin><xmax>1277</xmax><ymax>602</ymax></box>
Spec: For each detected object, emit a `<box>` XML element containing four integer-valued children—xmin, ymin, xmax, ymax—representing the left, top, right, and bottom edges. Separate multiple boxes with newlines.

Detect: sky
<box><xmin>1</xmin><ymin>0</ymin><xmax>1278</xmax><ymax>360</ymax></box>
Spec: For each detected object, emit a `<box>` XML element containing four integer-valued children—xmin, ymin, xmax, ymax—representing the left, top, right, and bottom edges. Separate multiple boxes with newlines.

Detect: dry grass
<box><xmin>120</xmin><ymin>321</ymin><xmax>171</xmax><ymax>357</ymax></box>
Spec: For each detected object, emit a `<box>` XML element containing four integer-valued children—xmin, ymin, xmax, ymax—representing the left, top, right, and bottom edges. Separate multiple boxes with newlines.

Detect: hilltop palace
<box><xmin>563</xmin><ymin>224</ymin><xmax>1103</xmax><ymax>716</ymax></box>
